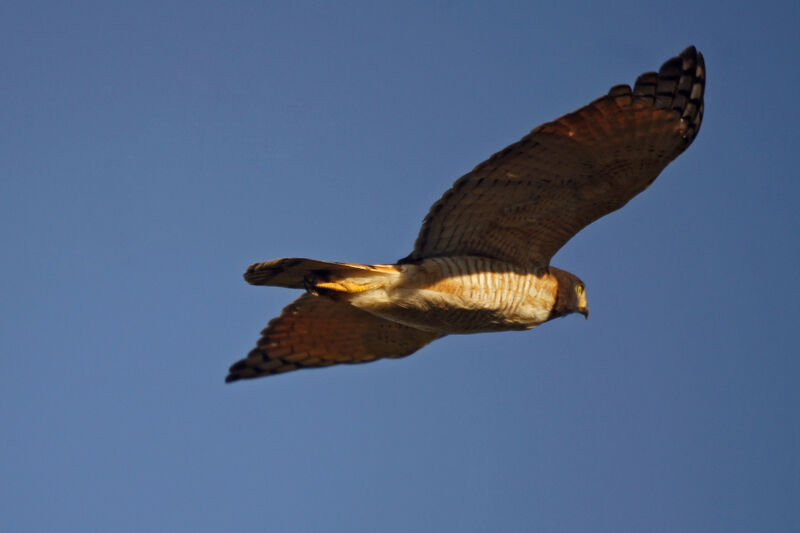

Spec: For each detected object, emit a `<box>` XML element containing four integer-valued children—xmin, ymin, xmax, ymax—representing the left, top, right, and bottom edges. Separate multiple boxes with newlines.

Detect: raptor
<box><xmin>227</xmin><ymin>46</ymin><xmax>705</xmax><ymax>382</ymax></box>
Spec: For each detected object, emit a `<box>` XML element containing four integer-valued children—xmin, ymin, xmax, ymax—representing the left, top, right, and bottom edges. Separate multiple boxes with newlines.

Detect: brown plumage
<box><xmin>227</xmin><ymin>46</ymin><xmax>706</xmax><ymax>383</ymax></box>
<box><xmin>227</xmin><ymin>294</ymin><xmax>441</xmax><ymax>380</ymax></box>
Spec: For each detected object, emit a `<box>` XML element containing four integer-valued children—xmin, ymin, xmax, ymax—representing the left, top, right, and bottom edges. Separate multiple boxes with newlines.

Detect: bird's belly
<box><xmin>369</xmin><ymin>289</ymin><xmax>541</xmax><ymax>334</ymax></box>
<box><xmin>347</xmin><ymin>257</ymin><xmax>557</xmax><ymax>334</ymax></box>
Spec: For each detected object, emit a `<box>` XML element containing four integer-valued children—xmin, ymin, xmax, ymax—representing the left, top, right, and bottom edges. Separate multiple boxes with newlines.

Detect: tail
<box><xmin>244</xmin><ymin>257</ymin><xmax>400</xmax><ymax>295</ymax></box>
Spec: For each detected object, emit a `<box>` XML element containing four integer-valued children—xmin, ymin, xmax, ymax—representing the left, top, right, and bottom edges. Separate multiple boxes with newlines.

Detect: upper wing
<box><xmin>226</xmin><ymin>294</ymin><xmax>442</xmax><ymax>382</ymax></box>
<box><xmin>401</xmin><ymin>46</ymin><xmax>705</xmax><ymax>268</ymax></box>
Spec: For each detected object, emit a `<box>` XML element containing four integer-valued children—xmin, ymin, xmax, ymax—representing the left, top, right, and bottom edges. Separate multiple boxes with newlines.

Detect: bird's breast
<box><xmin>348</xmin><ymin>256</ymin><xmax>558</xmax><ymax>334</ymax></box>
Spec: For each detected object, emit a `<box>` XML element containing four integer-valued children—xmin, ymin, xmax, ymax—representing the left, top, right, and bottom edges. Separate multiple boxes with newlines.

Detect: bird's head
<box><xmin>549</xmin><ymin>267</ymin><xmax>589</xmax><ymax>320</ymax></box>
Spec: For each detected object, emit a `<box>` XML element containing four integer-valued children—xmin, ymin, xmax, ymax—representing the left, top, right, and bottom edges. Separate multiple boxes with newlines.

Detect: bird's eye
<box><xmin>575</xmin><ymin>285</ymin><xmax>584</xmax><ymax>295</ymax></box>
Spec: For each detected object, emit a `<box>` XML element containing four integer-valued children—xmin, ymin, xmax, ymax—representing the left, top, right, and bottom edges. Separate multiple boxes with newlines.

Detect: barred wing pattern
<box><xmin>226</xmin><ymin>294</ymin><xmax>441</xmax><ymax>382</ymax></box>
<box><xmin>402</xmin><ymin>46</ymin><xmax>705</xmax><ymax>268</ymax></box>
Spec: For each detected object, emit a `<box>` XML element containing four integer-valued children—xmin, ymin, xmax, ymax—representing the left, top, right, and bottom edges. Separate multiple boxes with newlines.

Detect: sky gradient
<box><xmin>2</xmin><ymin>1</ymin><xmax>799</xmax><ymax>531</ymax></box>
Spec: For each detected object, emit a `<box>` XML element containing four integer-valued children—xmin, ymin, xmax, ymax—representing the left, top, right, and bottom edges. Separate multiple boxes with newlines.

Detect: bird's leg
<box><xmin>303</xmin><ymin>273</ymin><xmax>381</xmax><ymax>299</ymax></box>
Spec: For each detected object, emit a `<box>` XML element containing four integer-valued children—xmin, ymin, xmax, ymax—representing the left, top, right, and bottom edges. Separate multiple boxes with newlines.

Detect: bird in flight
<box><xmin>226</xmin><ymin>46</ymin><xmax>705</xmax><ymax>383</ymax></box>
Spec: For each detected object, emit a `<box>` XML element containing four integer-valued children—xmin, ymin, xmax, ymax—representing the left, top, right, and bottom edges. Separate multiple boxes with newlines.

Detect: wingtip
<box><xmin>676</xmin><ymin>45</ymin><xmax>705</xmax><ymax>85</ymax></box>
<box><xmin>225</xmin><ymin>359</ymin><xmax>254</xmax><ymax>383</ymax></box>
<box><xmin>642</xmin><ymin>45</ymin><xmax>705</xmax><ymax>145</ymax></box>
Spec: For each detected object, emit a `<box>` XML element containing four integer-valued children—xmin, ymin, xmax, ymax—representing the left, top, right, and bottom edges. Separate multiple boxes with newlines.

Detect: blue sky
<box><xmin>2</xmin><ymin>1</ymin><xmax>798</xmax><ymax>531</ymax></box>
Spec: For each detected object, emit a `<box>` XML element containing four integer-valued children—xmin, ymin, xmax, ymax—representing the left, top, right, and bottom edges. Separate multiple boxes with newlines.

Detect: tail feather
<box><xmin>244</xmin><ymin>257</ymin><xmax>399</xmax><ymax>290</ymax></box>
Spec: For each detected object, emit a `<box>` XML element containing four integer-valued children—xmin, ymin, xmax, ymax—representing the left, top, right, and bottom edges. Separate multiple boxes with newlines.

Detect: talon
<box><xmin>315</xmin><ymin>281</ymin><xmax>351</xmax><ymax>293</ymax></box>
<box><xmin>303</xmin><ymin>275</ymin><xmax>319</xmax><ymax>295</ymax></box>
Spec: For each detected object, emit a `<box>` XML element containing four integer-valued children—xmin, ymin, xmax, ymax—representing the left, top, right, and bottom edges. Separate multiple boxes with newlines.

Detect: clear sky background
<box><xmin>2</xmin><ymin>1</ymin><xmax>798</xmax><ymax>531</ymax></box>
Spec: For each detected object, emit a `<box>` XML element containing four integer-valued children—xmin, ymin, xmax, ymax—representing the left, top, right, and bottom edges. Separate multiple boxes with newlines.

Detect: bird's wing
<box><xmin>402</xmin><ymin>46</ymin><xmax>705</xmax><ymax>268</ymax></box>
<box><xmin>226</xmin><ymin>294</ymin><xmax>442</xmax><ymax>382</ymax></box>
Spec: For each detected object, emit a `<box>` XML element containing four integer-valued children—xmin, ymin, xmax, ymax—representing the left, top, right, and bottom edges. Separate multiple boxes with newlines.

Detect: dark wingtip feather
<box><xmin>634</xmin><ymin>45</ymin><xmax>705</xmax><ymax>145</ymax></box>
<box><xmin>673</xmin><ymin>45</ymin><xmax>705</xmax><ymax>144</ymax></box>
<box><xmin>225</xmin><ymin>358</ymin><xmax>264</xmax><ymax>383</ymax></box>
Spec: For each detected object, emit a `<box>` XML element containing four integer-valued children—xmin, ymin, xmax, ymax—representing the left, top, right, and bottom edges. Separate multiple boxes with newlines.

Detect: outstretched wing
<box><xmin>226</xmin><ymin>294</ymin><xmax>442</xmax><ymax>382</ymax></box>
<box><xmin>402</xmin><ymin>46</ymin><xmax>705</xmax><ymax>268</ymax></box>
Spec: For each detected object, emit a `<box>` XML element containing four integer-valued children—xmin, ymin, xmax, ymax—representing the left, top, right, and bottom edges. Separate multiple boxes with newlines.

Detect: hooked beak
<box><xmin>579</xmin><ymin>306</ymin><xmax>589</xmax><ymax>320</ymax></box>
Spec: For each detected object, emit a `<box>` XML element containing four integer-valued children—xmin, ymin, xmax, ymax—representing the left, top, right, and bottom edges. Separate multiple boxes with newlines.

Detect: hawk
<box><xmin>226</xmin><ymin>46</ymin><xmax>705</xmax><ymax>383</ymax></box>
